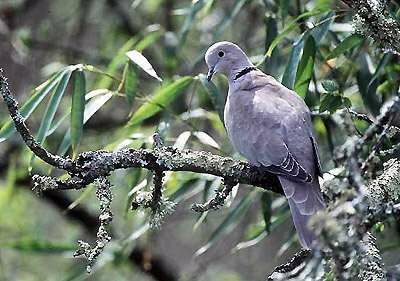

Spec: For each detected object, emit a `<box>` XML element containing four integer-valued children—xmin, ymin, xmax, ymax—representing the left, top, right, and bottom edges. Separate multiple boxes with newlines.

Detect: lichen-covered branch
<box><xmin>74</xmin><ymin>177</ymin><xmax>113</xmax><ymax>272</ymax></box>
<box><xmin>342</xmin><ymin>0</ymin><xmax>400</xmax><ymax>54</ymax></box>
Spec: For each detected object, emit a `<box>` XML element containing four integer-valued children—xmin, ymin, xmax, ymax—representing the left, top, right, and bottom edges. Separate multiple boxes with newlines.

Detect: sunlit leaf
<box><xmin>126</xmin><ymin>76</ymin><xmax>194</xmax><ymax>127</ymax></box>
<box><xmin>126</xmin><ymin>50</ymin><xmax>162</xmax><ymax>82</ymax></box>
<box><xmin>193</xmin><ymin>131</ymin><xmax>220</xmax><ymax>149</ymax></box>
<box><xmin>173</xmin><ymin>131</ymin><xmax>192</xmax><ymax>150</ymax></box>
<box><xmin>71</xmin><ymin>70</ymin><xmax>86</xmax><ymax>159</ymax></box>
<box><xmin>294</xmin><ymin>36</ymin><xmax>316</xmax><ymax>98</ymax></box>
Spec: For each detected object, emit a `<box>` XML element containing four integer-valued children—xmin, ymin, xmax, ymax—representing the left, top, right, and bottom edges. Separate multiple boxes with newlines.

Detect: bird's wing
<box><xmin>264</xmin><ymin>145</ymin><xmax>313</xmax><ymax>183</ymax></box>
<box><xmin>236</xmin><ymin>72</ymin><xmax>315</xmax><ymax>182</ymax></box>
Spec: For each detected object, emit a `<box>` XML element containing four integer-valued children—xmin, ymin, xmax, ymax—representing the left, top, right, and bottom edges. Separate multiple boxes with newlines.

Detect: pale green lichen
<box><xmin>367</xmin><ymin>159</ymin><xmax>400</xmax><ymax>207</ymax></box>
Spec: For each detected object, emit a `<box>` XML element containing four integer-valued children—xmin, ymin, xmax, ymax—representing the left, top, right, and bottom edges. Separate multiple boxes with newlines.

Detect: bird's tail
<box><xmin>278</xmin><ymin>177</ymin><xmax>325</xmax><ymax>249</ymax></box>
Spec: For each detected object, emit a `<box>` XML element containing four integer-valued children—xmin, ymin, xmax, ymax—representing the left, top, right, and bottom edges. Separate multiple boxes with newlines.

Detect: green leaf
<box><xmin>321</xmin><ymin>80</ymin><xmax>338</xmax><ymax>93</ymax></box>
<box><xmin>126</xmin><ymin>50</ymin><xmax>162</xmax><ymax>82</ymax></box>
<box><xmin>326</xmin><ymin>34</ymin><xmax>364</xmax><ymax>60</ymax></box>
<box><xmin>195</xmin><ymin>191</ymin><xmax>256</xmax><ymax>256</ymax></box>
<box><xmin>124</xmin><ymin>62</ymin><xmax>138</xmax><ymax>105</ymax></box>
<box><xmin>35</xmin><ymin>67</ymin><xmax>74</xmax><ymax>146</ymax></box>
<box><xmin>126</xmin><ymin>76</ymin><xmax>194</xmax><ymax>127</ymax></box>
<box><xmin>71</xmin><ymin>70</ymin><xmax>86</xmax><ymax>159</ymax></box>
<box><xmin>294</xmin><ymin>36</ymin><xmax>316</xmax><ymax>98</ymax></box>
<box><xmin>282</xmin><ymin>37</ymin><xmax>305</xmax><ymax>89</ymax></box>
<box><xmin>261</xmin><ymin>192</ymin><xmax>272</xmax><ymax>233</ymax></box>
<box><xmin>319</xmin><ymin>94</ymin><xmax>343</xmax><ymax>113</ymax></box>
<box><xmin>0</xmin><ymin>69</ymin><xmax>67</xmax><ymax>142</ymax></box>
<box><xmin>57</xmin><ymin>90</ymin><xmax>114</xmax><ymax>155</ymax></box>
<box><xmin>282</xmin><ymin>12</ymin><xmax>334</xmax><ymax>89</ymax></box>
<box><xmin>265</xmin><ymin>9</ymin><xmax>324</xmax><ymax>57</ymax></box>
<box><xmin>0</xmin><ymin>239</ymin><xmax>76</xmax><ymax>253</ymax></box>
<box><xmin>198</xmin><ymin>74</ymin><xmax>225</xmax><ymax>123</ymax></box>
<box><xmin>232</xmin><ymin>228</ymin><xmax>267</xmax><ymax>253</ymax></box>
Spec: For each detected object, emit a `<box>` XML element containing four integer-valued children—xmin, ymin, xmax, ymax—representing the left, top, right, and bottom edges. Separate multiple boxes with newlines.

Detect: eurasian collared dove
<box><xmin>205</xmin><ymin>41</ymin><xmax>325</xmax><ymax>249</ymax></box>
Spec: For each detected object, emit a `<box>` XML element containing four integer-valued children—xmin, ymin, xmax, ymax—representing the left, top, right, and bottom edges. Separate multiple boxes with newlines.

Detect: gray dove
<box><xmin>205</xmin><ymin>41</ymin><xmax>325</xmax><ymax>248</ymax></box>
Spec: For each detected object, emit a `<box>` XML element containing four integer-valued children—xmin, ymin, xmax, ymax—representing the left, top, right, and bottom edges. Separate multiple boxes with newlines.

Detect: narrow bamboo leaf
<box><xmin>193</xmin><ymin>131</ymin><xmax>220</xmax><ymax>149</ymax></box>
<box><xmin>326</xmin><ymin>34</ymin><xmax>364</xmax><ymax>60</ymax></box>
<box><xmin>282</xmin><ymin>12</ymin><xmax>333</xmax><ymax>89</ymax></box>
<box><xmin>35</xmin><ymin>68</ymin><xmax>74</xmax><ymax>145</ymax></box>
<box><xmin>71</xmin><ymin>70</ymin><xmax>86</xmax><ymax>159</ymax></box>
<box><xmin>195</xmin><ymin>191</ymin><xmax>256</xmax><ymax>256</ymax></box>
<box><xmin>0</xmin><ymin>69</ymin><xmax>66</xmax><ymax>142</ymax></box>
<box><xmin>198</xmin><ymin>74</ymin><xmax>225</xmax><ymax>123</ymax></box>
<box><xmin>294</xmin><ymin>36</ymin><xmax>316</xmax><ymax>98</ymax></box>
<box><xmin>266</xmin><ymin>9</ymin><xmax>324</xmax><ymax>57</ymax></box>
<box><xmin>0</xmin><ymin>239</ymin><xmax>76</xmax><ymax>253</ymax></box>
<box><xmin>126</xmin><ymin>76</ymin><xmax>194</xmax><ymax>127</ymax></box>
<box><xmin>57</xmin><ymin>90</ymin><xmax>114</xmax><ymax>155</ymax></box>
<box><xmin>261</xmin><ymin>192</ymin><xmax>272</xmax><ymax>233</ymax></box>
<box><xmin>232</xmin><ymin>229</ymin><xmax>267</xmax><ymax>252</ymax></box>
<box><xmin>173</xmin><ymin>131</ymin><xmax>191</xmax><ymax>150</ymax></box>
<box><xmin>126</xmin><ymin>50</ymin><xmax>162</xmax><ymax>82</ymax></box>
<box><xmin>310</xmin><ymin>11</ymin><xmax>335</xmax><ymax>44</ymax></box>
<box><xmin>282</xmin><ymin>38</ymin><xmax>305</xmax><ymax>89</ymax></box>
<box><xmin>124</xmin><ymin>62</ymin><xmax>138</xmax><ymax>105</ymax></box>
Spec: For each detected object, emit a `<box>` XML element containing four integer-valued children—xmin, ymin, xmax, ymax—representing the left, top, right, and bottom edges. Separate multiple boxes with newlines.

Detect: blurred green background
<box><xmin>0</xmin><ymin>0</ymin><xmax>400</xmax><ymax>280</ymax></box>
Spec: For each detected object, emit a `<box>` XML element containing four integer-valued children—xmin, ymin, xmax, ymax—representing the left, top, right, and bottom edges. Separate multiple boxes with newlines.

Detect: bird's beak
<box><xmin>207</xmin><ymin>67</ymin><xmax>215</xmax><ymax>81</ymax></box>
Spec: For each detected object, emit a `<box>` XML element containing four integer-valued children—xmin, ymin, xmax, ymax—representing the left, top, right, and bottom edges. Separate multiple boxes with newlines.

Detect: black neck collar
<box><xmin>234</xmin><ymin>66</ymin><xmax>257</xmax><ymax>80</ymax></box>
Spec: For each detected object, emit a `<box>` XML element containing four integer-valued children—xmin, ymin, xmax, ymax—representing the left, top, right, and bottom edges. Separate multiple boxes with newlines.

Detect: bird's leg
<box><xmin>191</xmin><ymin>178</ymin><xmax>238</xmax><ymax>212</ymax></box>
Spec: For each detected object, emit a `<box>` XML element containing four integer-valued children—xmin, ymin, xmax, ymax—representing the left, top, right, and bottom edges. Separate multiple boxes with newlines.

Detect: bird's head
<box><xmin>205</xmin><ymin>41</ymin><xmax>253</xmax><ymax>81</ymax></box>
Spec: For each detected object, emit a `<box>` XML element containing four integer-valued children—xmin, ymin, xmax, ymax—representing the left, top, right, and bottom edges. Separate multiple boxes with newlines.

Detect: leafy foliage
<box><xmin>1</xmin><ymin>0</ymin><xmax>400</xmax><ymax>280</ymax></box>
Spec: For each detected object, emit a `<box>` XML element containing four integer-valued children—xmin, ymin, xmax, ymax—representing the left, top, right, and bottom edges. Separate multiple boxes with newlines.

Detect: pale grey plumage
<box><xmin>205</xmin><ymin>41</ymin><xmax>325</xmax><ymax>248</ymax></box>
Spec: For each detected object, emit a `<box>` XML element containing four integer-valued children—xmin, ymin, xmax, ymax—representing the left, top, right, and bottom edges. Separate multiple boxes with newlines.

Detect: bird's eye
<box><xmin>218</xmin><ymin>51</ymin><xmax>224</xmax><ymax>57</ymax></box>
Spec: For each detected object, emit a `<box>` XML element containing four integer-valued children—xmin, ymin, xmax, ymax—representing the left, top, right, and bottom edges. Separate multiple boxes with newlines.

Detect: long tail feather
<box><xmin>279</xmin><ymin>177</ymin><xmax>325</xmax><ymax>248</ymax></box>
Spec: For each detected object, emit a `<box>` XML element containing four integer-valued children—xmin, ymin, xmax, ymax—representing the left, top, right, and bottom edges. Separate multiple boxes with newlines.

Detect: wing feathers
<box><xmin>265</xmin><ymin>151</ymin><xmax>313</xmax><ymax>183</ymax></box>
